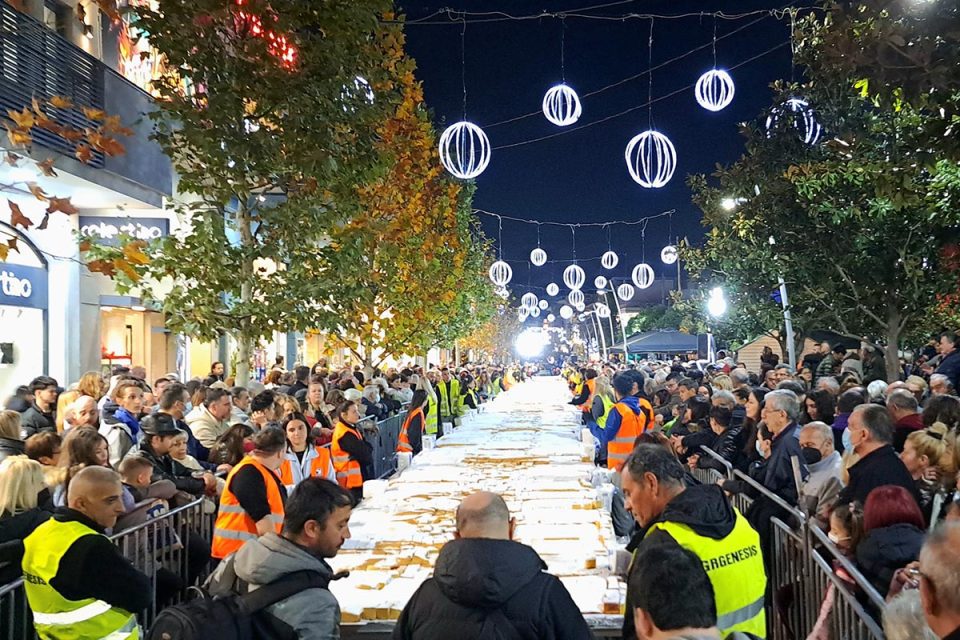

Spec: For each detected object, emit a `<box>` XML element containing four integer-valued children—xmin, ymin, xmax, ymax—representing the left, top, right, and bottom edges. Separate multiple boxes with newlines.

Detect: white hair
<box><xmin>866</xmin><ymin>379</ymin><xmax>888</xmax><ymax>401</ymax></box>
<box><xmin>883</xmin><ymin>590</ymin><xmax>937</xmax><ymax>640</ymax></box>
<box><xmin>765</xmin><ymin>389</ymin><xmax>801</xmax><ymax>422</ymax></box>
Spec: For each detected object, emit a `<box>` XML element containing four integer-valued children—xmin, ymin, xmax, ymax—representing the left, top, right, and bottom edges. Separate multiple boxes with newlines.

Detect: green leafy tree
<box><xmin>83</xmin><ymin>0</ymin><xmax>405</xmax><ymax>382</ymax></box>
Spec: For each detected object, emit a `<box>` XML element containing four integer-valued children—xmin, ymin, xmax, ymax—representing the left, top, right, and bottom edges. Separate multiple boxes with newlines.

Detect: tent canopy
<box><xmin>610</xmin><ymin>330</ymin><xmax>699</xmax><ymax>354</ymax></box>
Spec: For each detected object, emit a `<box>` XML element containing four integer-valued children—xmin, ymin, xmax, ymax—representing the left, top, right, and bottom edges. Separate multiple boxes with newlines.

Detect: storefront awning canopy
<box><xmin>610</xmin><ymin>330</ymin><xmax>700</xmax><ymax>354</ymax></box>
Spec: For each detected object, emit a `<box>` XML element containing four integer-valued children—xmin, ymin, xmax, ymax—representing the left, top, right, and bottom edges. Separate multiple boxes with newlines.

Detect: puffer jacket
<box><xmin>856</xmin><ymin>523</ymin><xmax>925</xmax><ymax>597</ymax></box>
<box><xmin>0</xmin><ymin>436</ymin><xmax>25</xmax><ymax>463</ymax></box>
<box><xmin>206</xmin><ymin>532</ymin><xmax>340</xmax><ymax>640</ymax></box>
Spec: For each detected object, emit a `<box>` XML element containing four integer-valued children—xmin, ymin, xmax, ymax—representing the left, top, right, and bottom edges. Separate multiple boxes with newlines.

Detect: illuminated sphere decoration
<box><xmin>439</xmin><ymin>121</ymin><xmax>491</xmax><ymax>180</ymax></box>
<box><xmin>560</xmin><ymin>305</ymin><xmax>574</xmax><ymax>320</ymax></box>
<box><xmin>546</xmin><ymin>282</ymin><xmax>559</xmax><ymax>297</ymax></box>
<box><xmin>563</xmin><ymin>264</ymin><xmax>586</xmax><ymax>291</ymax></box>
<box><xmin>489</xmin><ymin>260</ymin><xmax>513</xmax><ymax>287</ymax></box>
<box><xmin>530</xmin><ymin>306</ymin><xmax>541</xmax><ymax>318</ymax></box>
<box><xmin>521</xmin><ymin>292</ymin><xmax>538</xmax><ymax>310</ymax></box>
<box><xmin>617</xmin><ymin>283</ymin><xmax>635</xmax><ymax>301</ymax></box>
<box><xmin>530</xmin><ymin>247</ymin><xmax>548</xmax><ymax>266</ymax></box>
<box><xmin>567</xmin><ymin>289</ymin><xmax>585</xmax><ymax>307</ymax></box>
<box><xmin>694</xmin><ymin>69</ymin><xmax>735</xmax><ymax>112</ymax></box>
<box><xmin>575</xmin><ymin>301</ymin><xmax>585</xmax><ymax>312</ymax></box>
<box><xmin>625</xmin><ymin>130</ymin><xmax>677</xmax><ymax>188</ymax></box>
<box><xmin>538</xmin><ymin>300</ymin><xmax>549</xmax><ymax>310</ymax></box>
<box><xmin>542</xmin><ymin>83</ymin><xmax>583</xmax><ymax>127</ymax></box>
<box><xmin>594</xmin><ymin>275</ymin><xmax>608</xmax><ymax>289</ymax></box>
<box><xmin>601</xmin><ymin>251</ymin><xmax>619</xmax><ymax>270</ymax></box>
<box><xmin>547</xmin><ymin>313</ymin><xmax>556</xmax><ymax>322</ymax></box>
<box><xmin>661</xmin><ymin>245</ymin><xmax>678</xmax><ymax>265</ymax></box>
<box><xmin>596</xmin><ymin>303</ymin><xmax>611</xmax><ymax>319</ymax></box>
<box><xmin>765</xmin><ymin>98</ymin><xmax>822</xmax><ymax>146</ymax></box>
<box><xmin>518</xmin><ymin>307</ymin><xmax>529</xmax><ymax>321</ymax></box>
<box><xmin>631</xmin><ymin>263</ymin><xmax>655</xmax><ymax>289</ymax></box>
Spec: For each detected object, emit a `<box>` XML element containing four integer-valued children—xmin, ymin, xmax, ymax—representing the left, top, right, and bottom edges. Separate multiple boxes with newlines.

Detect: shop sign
<box><xmin>0</xmin><ymin>263</ymin><xmax>47</xmax><ymax>310</ymax></box>
<box><xmin>78</xmin><ymin>216</ymin><xmax>169</xmax><ymax>246</ymax></box>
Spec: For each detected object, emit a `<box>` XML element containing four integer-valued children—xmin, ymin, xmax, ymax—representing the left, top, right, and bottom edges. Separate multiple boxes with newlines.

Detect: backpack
<box><xmin>146</xmin><ymin>569</ymin><xmax>329</xmax><ymax>640</ymax></box>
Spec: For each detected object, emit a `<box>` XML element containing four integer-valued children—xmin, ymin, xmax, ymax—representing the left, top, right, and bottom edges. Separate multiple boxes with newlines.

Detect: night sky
<box><xmin>400</xmin><ymin>0</ymin><xmax>804</xmax><ymax>307</ymax></box>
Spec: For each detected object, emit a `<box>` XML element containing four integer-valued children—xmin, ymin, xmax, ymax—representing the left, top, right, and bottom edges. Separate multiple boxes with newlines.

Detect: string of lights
<box><xmin>473</xmin><ymin>207</ymin><xmax>675</xmax><ymax>228</ymax></box>
<box><xmin>397</xmin><ymin>6</ymin><xmax>802</xmax><ymax>26</ymax></box>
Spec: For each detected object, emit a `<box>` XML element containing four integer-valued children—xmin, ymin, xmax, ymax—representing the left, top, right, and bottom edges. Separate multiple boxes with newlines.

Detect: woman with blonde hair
<box><xmin>76</xmin><ymin>371</ymin><xmax>106</xmax><ymax>401</ymax></box>
<box><xmin>0</xmin><ymin>456</ymin><xmax>52</xmax><ymax>581</ymax></box>
<box><xmin>54</xmin><ymin>389</ymin><xmax>81</xmax><ymax>433</ymax></box>
<box><xmin>0</xmin><ymin>410</ymin><xmax>25</xmax><ymax>463</ymax></box>
<box><xmin>900</xmin><ymin>423</ymin><xmax>950</xmax><ymax>526</ymax></box>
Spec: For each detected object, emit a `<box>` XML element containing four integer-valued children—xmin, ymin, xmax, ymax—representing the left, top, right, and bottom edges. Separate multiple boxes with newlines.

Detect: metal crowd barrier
<box><xmin>360</xmin><ymin>409</ymin><xmax>409</xmax><ymax>480</ymax></box>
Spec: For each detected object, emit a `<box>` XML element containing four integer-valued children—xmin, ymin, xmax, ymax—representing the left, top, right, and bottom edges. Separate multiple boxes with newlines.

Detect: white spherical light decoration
<box><xmin>695</xmin><ymin>69</ymin><xmax>735</xmax><ymax>112</ymax></box>
<box><xmin>521</xmin><ymin>292</ymin><xmax>538</xmax><ymax>310</ymax></box>
<box><xmin>631</xmin><ymin>263</ymin><xmax>655</xmax><ymax>289</ymax></box>
<box><xmin>596</xmin><ymin>303</ymin><xmax>611</xmax><ymax>319</ymax></box>
<box><xmin>661</xmin><ymin>245</ymin><xmax>678</xmax><ymax>265</ymax></box>
<box><xmin>575</xmin><ymin>301</ymin><xmax>585</xmax><ymax>312</ymax></box>
<box><xmin>601</xmin><ymin>251</ymin><xmax>619</xmax><ymax>270</ymax></box>
<box><xmin>625</xmin><ymin>130</ymin><xmax>677</xmax><ymax>188</ymax></box>
<box><xmin>547</xmin><ymin>313</ymin><xmax>556</xmax><ymax>322</ymax></box>
<box><xmin>563</xmin><ymin>264</ymin><xmax>585</xmax><ymax>290</ymax></box>
<box><xmin>542</xmin><ymin>83</ymin><xmax>582</xmax><ymax>127</ymax></box>
<box><xmin>518</xmin><ymin>307</ymin><xmax>529</xmax><ymax>322</ymax></box>
<box><xmin>538</xmin><ymin>300</ymin><xmax>549</xmax><ymax>310</ymax></box>
<box><xmin>765</xmin><ymin>98</ymin><xmax>822</xmax><ymax>146</ymax></box>
<box><xmin>530</xmin><ymin>306</ymin><xmax>541</xmax><ymax>318</ymax></box>
<box><xmin>594</xmin><ymin>275</ymin><xmax>608</xmax><ymax>289</ymax></box>
<box><xmin>560</xmin><ymin>305</ymin><xmax>574</xmax><ymax>320</ymax></box>
<box><xmin>617</xmin><ymin>283</ymin><xmax>635</xmax><ymax>301</ymax></box>
<box><xmin>567</xmin><ymin>289</ymin><xmax>584</xmax><ymax>306</ymax></box>
<box><xmin>489</xmin><ymin>260</ymin><xmax>512</xmax><ymax>287</ymax></box>
<box><xmin>546</xmin><ymin>282</ymin><xmax>559</xmax><ymax>297</ymax></box>
<box><xmin>439</xmin><ymin>121</ymin><xmax>491</xmax><ymax>179</ymax></box>
<box><xmin>530</xmin><ymin>247</ymin><xmax>547</xmax><ymax>266</ymax></box>
<box><xmin>596</xmin><ymin>289</ymin><xmax>606</xmax><ymax>296</ymax></box>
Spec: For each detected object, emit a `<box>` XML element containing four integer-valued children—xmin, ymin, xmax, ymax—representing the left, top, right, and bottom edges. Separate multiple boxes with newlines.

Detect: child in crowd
<box><xmin>169</xmin><ymin>430</ymin><xmax>224</xmax><ymax>499</ymax></box>
<box><xmin>118</xmin><ymin>455</ymin><xmax>154</xmax><ymax>505</ymax></box>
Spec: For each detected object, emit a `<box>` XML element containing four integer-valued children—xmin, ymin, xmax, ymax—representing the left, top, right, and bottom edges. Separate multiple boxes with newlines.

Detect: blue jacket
<box><xmin>935</xmin><ymin>349</ymin><xmax>960</xmax><ymax>391</ymax></box>
<box><xmin>762</xmin><ymin>422</ymin><xmax>808</xmax><ymax>506</ymax></box>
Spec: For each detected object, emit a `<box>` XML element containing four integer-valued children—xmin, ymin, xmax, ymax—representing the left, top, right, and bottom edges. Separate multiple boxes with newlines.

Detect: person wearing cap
<box><xmin>125</xmin><ymin>413</ymin><xmax>217</xmax><ymax>497</ymax></box>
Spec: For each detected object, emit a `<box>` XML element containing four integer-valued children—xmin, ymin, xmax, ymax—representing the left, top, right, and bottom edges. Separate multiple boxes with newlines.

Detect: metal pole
<box><xmin>601</xmin><ymin>294</ymin><xmax>617</xmax><ymax>361</ymax></box>
<box><xmin>609</xmin><ymin>282</ymin><xmax>630</xmax><ymax>362</ymax></box>
<box><xmin>581</xmin><ymin>316</ymin><xmax>597</xmax><ymax>361</ymax></box>
<box><xmin>778</xmin><ymin>275</ymin><xmax>797</xmax><ymax>371</ymax></box>
<box><xmin>590</xmin><ymin>312</ymin><xmax>608</xmax><ymax>361</ymax></box>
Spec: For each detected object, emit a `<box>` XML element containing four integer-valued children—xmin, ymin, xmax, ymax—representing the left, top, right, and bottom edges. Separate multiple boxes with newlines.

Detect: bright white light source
<box><xmin>661</xmin><ymin>245</ymin><xmax>678</xmax><ymax>265</ymax></box>
<box><xmin>521</xmin><ymin>292</ymin><xmax>538</xmax><ymax>310</ymax></box>
<box><xmin>695</xmin><ymin>69</ymin><xmax>735</xmax><ymax>112</ymax></box>
<box><xmin>489</xmin><ymin>260</ymin><xmax>512</xmax><ymax>286</ymax></box>
<box><xmin>601</xmin><ymin>251</ymin><xmax>619</xmax><ymax>270</ymax></box>
<box><xmin>574</xmin><ymin>301</ymin><xmax>585</xmax><ymax>311</ymax></box>
<box><xmin>546</xmin><ymin>282</ymin><xmax>559</xmax><ymax>296</ymax></box>
<box><xmin>518</xmin><ymin>307</ymin><xmax>529</xmax><ymax>322</ymax></box>
<box><xmin>594</xmin><ymin>275</ymin><xmax>608</xmax><ymax>289</ymax></box>
<box><xmin>567</xmin><ymin>289</ymin><xmax>584</xmax><ymax>306</ymax></box>
<box><xmin>625</xmin><ymin>130</ymin><xmax>677</xmax><ymax>188</ymax></box>
<box><xmin>439</xmin><ymin>121</ymin><xmax>491</xmax><ymax>179</ymax></box>
<box><xmin>765</xmin><ymin>97</ymin><xmax>822</xmax><ymax>146</ymax></box>
<box><xmin>560</xmin><ymin>305</ymin><xmax>573</xmax><ymax>319</ymax></box>
<box><xmin>563</xmin><ymin>264</ymin><xmax>585</xmax><ymax>290</ymax></box>
<box><xmin>530</xmin><ymin>306</ymin><xmax>541</xmax><ymax>318</ymax></box>
<box><xmin>542</xmin><ymin>83</ymin><xmax>583</xmax><ymax>127</ymax></box>
<box><xmin>721</xmin><ymin>198</ymin><xmax>737</xmax><ymax>211</ymax></box>
<box><xmin>515</xmin><ymin>328</ymin><xmax>548</xmax><ymax>359</ymax></box>
<box><xmin>547</xmin><ymin>313</ymin><xmax>555</xmax><ymax>322</ymax></box>
<box><xmin>530</xmin><ymin>247</ymin><xmax>547</xmax><ymax>266</ymax></box>
<box><xmin>538</xmin><ymin>299</ymin><xmax>549</xmax><ymax>310</ymax></box>
<box><xmin>596</xmin><ymin>303</ymin><xmax>610</xmax><ymax>318</ymax></box>
<box><xmin>631</xmin><ymin>263</ymin><xmax>655</xmax><ymax>289</ymax></box>
<box><xmin>707</xmin><ymin>286</ymin><xmax>727</xmax><ymax>318</ymax></box>
<box><xmin>617</xmin><ymin>283</ymin><xmax>635</xmax><ymax>301</ymax></box>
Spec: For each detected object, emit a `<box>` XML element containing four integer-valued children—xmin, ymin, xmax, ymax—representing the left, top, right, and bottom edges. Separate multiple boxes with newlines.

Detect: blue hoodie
<box><xmin>601</xmin><ymin>396</ymin><xmax>643</xmax><ymax>446</ymax></box>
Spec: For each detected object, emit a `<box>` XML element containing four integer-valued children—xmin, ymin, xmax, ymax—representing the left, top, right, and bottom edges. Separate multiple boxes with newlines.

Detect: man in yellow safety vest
<box><xmin>620</xmin><ymin>444</ymin><xmax>767</xmax><ymax>640</ymax></box>
<box><xmin>22</xmin><ymin>466</ymin><xmax>151</xmax><ymax>639</ymax></box>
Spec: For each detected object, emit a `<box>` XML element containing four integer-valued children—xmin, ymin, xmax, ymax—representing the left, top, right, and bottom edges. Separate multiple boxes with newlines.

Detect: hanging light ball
<box><xmin>529</xmin><ymin>247</ymin><xmax>548</xmax><ymax>266</ymax></box>
<box><xmin>594</xmin><ymin>275</ymin><xmax>608</xmax><ymax>289</ymax></box>
<box><xmin>625</xmin><ymin>130</ymin><xmax>677</xmax><ymax>188</ymax></box>
<box><xmin>542</xmin><ymin>83</ymin><xmax>583</xmax><ymax>127</ymax></box>
<box><xmin>489</xmin><ymin>260</ymin><xmax>513</xmax><ymax>287</ymax></box>
<box><xmin>765</xmin><ymin>98</ymin><xmax>822</xmax><ymax>146</ymax></box>
<box><xmin>631</xmin><ymin>263</ymin><xmax>655</xmax><ymax>289</ymax></box>
<box><xmin>439</xmin><ymin>121</ymin><xmax>491</xmax><ymax>179</ymax></box>
<box><xmin>596</xmin><ymin>303</ymin><xmax>611</xmax><ymax>319</ymax></box>
<box><xmin>560</xmin><ymin>305</ymin><xmax>574</xmax><ymax>320</ymax></box>
<box><xmin>563</xmin><ymin>264</ymin><xmax>585</xmax><ymax>290</ymax></box>
<box><xmin>495</xmin><ymin>287</ymin><xmax>510</xmax><ymax>299</ymax></box>
<box><xmin>530</xmin><ymin>306</ymin><xmax>541</xmax><ymax>318</ymax></box>
<box><xmin>518</xmin><ymin>307</ymin><xmax>529</xmax><ymax>321</ymax></box>
<box><xmin>538</xmin><ymin>299</ymin><xmax>549</xmax><ymax>310</ymax></box>
<box><xmin>567</xmin><ymin>289</ymin><xmax>585</xmax><ymax>306</ymax></box>
<box><xmin>575</xmin><ymin>301</ymin><xmax>585</xmax><ymax>312</ymax></box>
<box><xmin>596</xmin><ymin>289</ymin><xmax>606</xmax><ymax>296</ymax></box>
<box><xmin>694</xmin><ymin>69</ymin><xmax>735</xmax><ymax>112</ymax></box>
<box><xmin>601</xmin><ymin>251</ymin><xmax>619</xmax><ymax>270</ymax></box>
<box><xmin>521</xmin><ymin>292</ymin><xmax>538</xmax><ymax>310</ymax></box>
<box><xmin>617</xmin><ymin>283</ymin><xmax>635</xmax><ymax>301</ymax></box>
<box><xmin>661</xmin><ymin>245</ymin><xmax>678</xmax><ymax>265</ymax></box>
<box><xmin>546</xmin><ymin>282</ymin><xmax>559</xmax><ymax>297</ymax></box>
<box><xmin>547</xmin><ymin>313</ymin><xmax>556</xmax><ymax>322</ymax></box>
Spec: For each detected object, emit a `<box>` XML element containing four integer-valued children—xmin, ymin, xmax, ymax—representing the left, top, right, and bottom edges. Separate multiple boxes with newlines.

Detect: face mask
<box><xmin>801</xmin><ymin>446</ymin><xmax>823</xmax><ymax>465</ymax></box>
<box><xmin>828</xmin><ymin>532</ymin><xmax>849</xmax><ymax>545</ymax></box>
<box><xmin>755</xmin><ymin>439</ymin><xmax>766</xmax><ymax>458</ymax></box>
<box><xmin>842</xmin><ymin>427</ymin><xmax>853</xmax><ymax>452</ymax></box>
<box><xmin>184</xmin><ymin>402</ymin><xmax>193</xmax><ymax>412</ymax></box>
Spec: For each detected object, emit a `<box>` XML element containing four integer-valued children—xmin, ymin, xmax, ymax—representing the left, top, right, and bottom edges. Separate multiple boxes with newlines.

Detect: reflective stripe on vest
<box><xmin>331</xmin><ymin>421</ymin><xmax>364</xmax><ymax>489</ymax></box>
<box><xmin>581</xmin><ymin>378</ymin><xmax>596</xmax><ymax>413</ymax></box>
<box><xmin>596</xmin><ymin>394</ymin><xmax>615</xmax><ymax>429</ymax></box>
<box><xmin>279</xmin><ymin>446</ymin><xmax>335</xmax><ymax>489</ymax></box>
<box><xmin>398</xmin><ymin>407</ymin><xmax>424</xmax><ymax>453</ymax></box>
<box><xmin>647</xmin><ymin>510</ymin><xmax>767</xmax><ymax>638</ymax></box>
<box><xmin>22</xmin><ymin>518</ymin><xmax>140</xmax><ymax>640</ymax></box>
<box><xmin>606</xmin><ymin>399</ymin><xmax>653</xmax><ymax>470</ymax></box>
<box><xmin>212</xmin><ymin>456</ymin><xmax>285</xmax><ymax>559</ymax></box>
<box><xmin>425</xmin><ymin>395</ymin><xmax>439</xmax><ymax>435</ymax></box>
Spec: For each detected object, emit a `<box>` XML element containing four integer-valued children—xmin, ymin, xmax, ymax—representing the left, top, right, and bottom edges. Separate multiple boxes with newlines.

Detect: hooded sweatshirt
<box><xmin>393</xmin><ymin>538</ymin><xmax>590</xmax><ymax>640</ymax></box>
<box><xmin>206</xmin><ymin>532</ymin><xmax>340</xmax><ymax>640</ymax></box>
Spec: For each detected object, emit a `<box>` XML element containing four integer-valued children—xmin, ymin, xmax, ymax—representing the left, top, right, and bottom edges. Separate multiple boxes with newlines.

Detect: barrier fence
<box><xmin>694</xmin><ymin>446</ymin><xmax>887</xmax><ymax>640</ymax></box>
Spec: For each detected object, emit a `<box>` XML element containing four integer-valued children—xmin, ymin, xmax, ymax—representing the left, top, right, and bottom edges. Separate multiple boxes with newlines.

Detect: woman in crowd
<box><xmin>900</xmin><ymin>423</ymin><xmax>949</xmax><ymax>526</ymax></box>
<box><xmin>856</xmin><ymin>485</ymin><xmax>926</xmax><ymax>598</ymax></box>
<box><xmin>0</xmin><ymin>410</ymin><xmax>25</xmax><ymax>463</ymax></box>
<box><xmin>208</xmin><ymin>423</ymin><xmax>255</xmax><ymax>467</ymax></box>
<box><xmin>331</xmin><ymin>400</ymin><xmax>373</xmax><ymax>502</ymax></box>
<box><xmin>397</xmin><ymin>389</ymin><xmax>429</xmax><ymax>457</ymax></box>
<box><xmin>278</xmin><ymin>412</ymin><xmax>335</xmax><ymax>492</ymax></box>
<box><xmin>921</xmin><ymin>394</ymin><xmax>960</xmax><ymax>430</ymax></box>
<box><xmin>263</xmin><ymin>369</ymin><xmax>283</xmax><ymax>389</ymax></box>
<box><xmin>211</xmin><ymin>428</ymin><xmax>288</xmax><ymax>560</ymax></box>
<box><xmin>54</xmin><ymin>389</ymin><xmax>81</xmax><ymax>433</ymax></box>
<box><xmin>276</xmin><ymin>393</ymin><xmax>301</xmax><ymax>420</ymax></box>
<box><xmin>99</xmin><ymin>380</ymin><xmax>144</xmax><ymax>466</ymax></box>
<box><xmin>76</xmin><ymin>371</ymin><xmax>106</xmax><ymax>402</ymax></box>
<box><xmin>0</xmin><ymin>456</ymin><xmax>52</xmax><ymax>583</ymax></box>
<box><xmin>460</xmin><ymin>378</ymin><xmax>481</xmax><ymax>411</ymax></box>
<box><xmin>804</xmin><ymin>390</ymin><xmax>836</xmax><ymax>426</ymax></box>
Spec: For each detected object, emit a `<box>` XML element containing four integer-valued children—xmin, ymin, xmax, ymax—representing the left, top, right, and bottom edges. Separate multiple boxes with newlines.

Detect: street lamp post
<box><xmin>769</xmin><ymin>236</ymin><xmax>797</xmax><ymax>371</ymax></box>
<box><xmin>606</xmin><ymin>280</ymin><xmax>631</xmax><ymax>363</ymax></box>
<box><xmin>706</xmin><ymin>287</ymin><xmax>728</xmax><ymax>363</ymax></box>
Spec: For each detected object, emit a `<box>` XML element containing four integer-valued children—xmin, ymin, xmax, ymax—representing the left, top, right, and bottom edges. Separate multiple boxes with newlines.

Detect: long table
<box><xmin>330</xmin><ymin>376</ymin><xmax>625</xmax><ymax>638</ymax></box>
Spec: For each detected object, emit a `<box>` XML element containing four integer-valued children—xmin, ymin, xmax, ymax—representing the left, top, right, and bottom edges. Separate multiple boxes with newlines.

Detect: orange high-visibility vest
<box><xmin>332</xmin><ymin>421</ymin><xmax>364</xmax><ymax>489</ymax></box>
<box><xmin>606</xmin><ymin>398</ymin><xmax>654</xmax><ymax>470</ymax></box>
<box><xmin>581</xmin><ymin>378</ymin><xmax>596</xmax><ymax>413</ymax></box>
<box><xmin>397</xmin><ymin>407</ymin><xmax>425</xmax><ymax>454</ymax></box>
<box><xmin>279</xmin><ymin>445</ymin><xmax>335</xmax><ymax>489</ymax></box>
<box><xmin>212</xmin><ymin>456</ymin><xmax>285</xmax><ymax>559</ymax></box>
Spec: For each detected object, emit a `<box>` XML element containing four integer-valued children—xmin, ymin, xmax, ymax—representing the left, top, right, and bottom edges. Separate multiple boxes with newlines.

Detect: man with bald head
<box><xmin>21</xmin><ymin>466</ymin><xmax>151</xmax><ymax>639</ymax></box>
<box><xmin>393</xmin><ymin>491</ymin><xmax>590</xmax><ymax>639</ymax></box>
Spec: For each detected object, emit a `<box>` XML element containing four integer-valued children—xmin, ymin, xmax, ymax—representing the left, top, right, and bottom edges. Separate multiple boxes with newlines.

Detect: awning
<box><xmin>610</xmin><ymin>330</ymin><xmax>700</xmax><ymax>354</ymax></box>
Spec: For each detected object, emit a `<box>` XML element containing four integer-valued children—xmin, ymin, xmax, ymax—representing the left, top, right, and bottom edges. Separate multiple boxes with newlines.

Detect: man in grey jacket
<box><xmin>206</xmin><ymin>477</ymin><xmax>354</xmax><ymax>639</ymax></box>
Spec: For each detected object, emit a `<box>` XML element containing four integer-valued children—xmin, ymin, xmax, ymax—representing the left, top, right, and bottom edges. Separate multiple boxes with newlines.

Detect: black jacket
<box><xmin>126</xmin><ymin>439</ymin><xmax>205</xmax><ymax>496</ymax></box>
<box><xmin>393</xmin><ymin>538</ymin><xmax>590</xmax><ymax>640</ymax></box>
<box><xmin>0</xmin><ymin>436</ymin><xmax>25</xmax><ymax>462</ymax></box>
<box><xmin>336</xmin><ymin>421</ymin><xmax>374</xmax><ymax>480</ymax></box>
<box><xmin>856</xmin><ymin>523</ymin><xmax>925</xmax><ymax>597</ymax></box>
<box><xmin>699</xmin><ymin>426</ymin><xmax>743</xmax><ymax>472</ymax></box>
<box><xmin>19</xmin><ymin>403</ymin><xmax>56</xmax><ymax>438</ymax></box>
<box><xmin>837</xmin><ymin>445</ymin><xmax>921</xmax><ymax>507</ymax></box>
<box><xmin>763</xmin><ymin>423</ymin><xmax>808</xmax><ymax>507</ymax></box>
<box><xmin>0</xmin><ymin>507</ymin><xmax>51</xmax><ymax>583</ymax></box>
<box><xmin>624</xmin><ymin>484</ymin><xmax>738</xmax><ymax>640</ymax></box>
